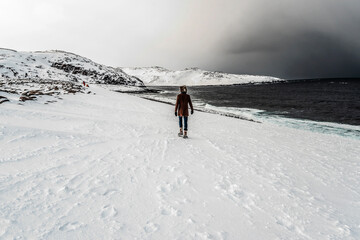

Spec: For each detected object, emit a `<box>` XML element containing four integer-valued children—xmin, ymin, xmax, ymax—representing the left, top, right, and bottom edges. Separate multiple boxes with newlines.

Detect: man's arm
<box><xmin>189</xmin><ymin>95</ymin><xmax>194</xmax><ymax>114</ymax></box>
<box><xmin>175</xmin><ymin>95</ymin><xmax>179</xmax><ymax>115</ymax></box>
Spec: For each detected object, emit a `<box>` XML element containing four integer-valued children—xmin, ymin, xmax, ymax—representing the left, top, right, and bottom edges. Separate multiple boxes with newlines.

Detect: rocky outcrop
<box><xmin>0</xmin><ymin>96</ymin><xmax>9</xmax><ymax>104</ymax></box>
<box><xmin>1</xmin><ymin>79</ymin><xmax>89</xmax><ymax>103</ymax></box>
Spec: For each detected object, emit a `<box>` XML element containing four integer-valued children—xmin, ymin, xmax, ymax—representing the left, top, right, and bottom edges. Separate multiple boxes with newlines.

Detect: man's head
<box><xmin>180</xmin><ymin>85</ymin><xmax>187</xmax><ymax>93</ymax></box>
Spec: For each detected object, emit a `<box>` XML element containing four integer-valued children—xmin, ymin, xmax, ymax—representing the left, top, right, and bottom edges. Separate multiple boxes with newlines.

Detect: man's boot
<box><xmin>178</xmin><ymin>128</ymin><xmax>183</xmax><ymax>137</ymax></box>
<box><xmin>183</xmin><ymin>130</ymin><xmax>188</xmax><ymax>139</ymax></box>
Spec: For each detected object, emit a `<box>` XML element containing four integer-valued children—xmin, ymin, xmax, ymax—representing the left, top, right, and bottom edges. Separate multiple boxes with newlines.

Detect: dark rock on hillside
<box><xmin>0</xmin><ymin>96</ymin><xmax>9</xmax><ymax>104</ymax></box>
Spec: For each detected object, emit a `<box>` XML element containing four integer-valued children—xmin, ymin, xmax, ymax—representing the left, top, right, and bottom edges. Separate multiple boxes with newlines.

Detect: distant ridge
<box><xmin>0</xmin><ymin>47</ymin><xmax>17</xmax><ymax>52</ymax></box>
<box><xmin>120</xmin><ymin>66</ymin><xmax>281</xmax><ymax>86</ymax></box>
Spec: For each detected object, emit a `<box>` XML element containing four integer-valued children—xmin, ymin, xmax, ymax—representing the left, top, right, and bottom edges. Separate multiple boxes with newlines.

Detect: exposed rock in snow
<box><xmin>0</xmin><ymin>79</ymin><xmax>90</xmax><ymax>104</ymax></box>
<box><xmin>0</xmin><ymin>48</ymin><xmax>144</xmax><ymax>86</ymax></box>
<box><xmin>120</xmin><ymin>66</ymin><xmax>282</xmax><ymax>86</ymax></box>
<box><xmin>0</xmin><ymin>95</ymin><xmax>9</xmax><ymax>104</ymax></box>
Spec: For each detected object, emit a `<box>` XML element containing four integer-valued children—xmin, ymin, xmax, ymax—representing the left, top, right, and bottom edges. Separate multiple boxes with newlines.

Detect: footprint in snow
<box><xmin>59</xmin><ymin>221</ymin><xmax>83</xmax><ymax>231</ymax></box>
<box><xmin>157</xmin><ymin>175</ymin><xmax>189</xmax><ymax>193</ymax></box>
<box><xmin>166</xmin><ymin>165</ymin><xmax>176</xmax><ymax>172</ymax></box>
<box><xmin>215</xmin><ymin>179</ymin><xmax>257</xmax><ymax>209</ymax></box>
<box><xmin>103</xmin><ymin>188</ymin><xmax>120</xmax><ymax>196</ymax></box>
<box><xmin>101</xmin><ymin>205</ymin><xmax>118</xmax><ymax>218</ymax></box>
<box><xmin>144</xmin><ymin>222</ymin><xmax>159</xmax><ymax>233</ymax></box>
<box><xmin>160</xmin><ymin>205</ymin><xmax>182</xmax><ymax>216</ymax></box>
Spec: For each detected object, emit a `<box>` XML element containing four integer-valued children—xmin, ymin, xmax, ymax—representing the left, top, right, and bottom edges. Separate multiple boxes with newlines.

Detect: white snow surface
<box><xmin>1</xmin><ymin>85</ymin><xmax>359</xmax><ymax>239</ymax></box>
<box><xmin>0</xmin><ymin>48</ymin><xmax>144</xmax><ymax>86</ymax></box>
<box><xmin>120</xmin><ymin>66</ymin><xmax>282</xmax><ymax>86</ymax></box>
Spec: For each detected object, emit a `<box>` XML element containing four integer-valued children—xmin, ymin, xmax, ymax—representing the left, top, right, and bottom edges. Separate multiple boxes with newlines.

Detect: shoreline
<box><xmin>139</xmin><ymin>96</ymin><xmax>261</xmax><ymax>123</ymax></box>
<box><xmin>126</xmin><ymin>92</ymin><xmax>360</xmax><ymax>140</ymax></box>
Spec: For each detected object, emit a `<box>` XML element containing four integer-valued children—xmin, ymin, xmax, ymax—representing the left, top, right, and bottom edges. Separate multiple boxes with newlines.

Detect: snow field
<box><xmin>0</xmin><ymin>85</ymin><xmax>359</xmax><ymax>239</ymax></box>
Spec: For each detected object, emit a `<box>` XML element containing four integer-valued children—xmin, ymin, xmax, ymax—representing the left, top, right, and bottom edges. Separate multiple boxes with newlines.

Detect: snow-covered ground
<box><xmin>121</xmin><ymin>66</ymin><xmax>281</xmax><ymax>86</ymax></box>
<box><xmin>1</xmin><ymin>85</ymin><xmax>359</xmax><ymax>239</ymax></box>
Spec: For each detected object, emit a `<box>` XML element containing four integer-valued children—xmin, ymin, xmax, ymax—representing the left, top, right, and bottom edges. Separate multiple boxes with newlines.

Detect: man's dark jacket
<box><xmin>175</xmin><ymin>93</ymin><xmax>193</xmax><ymax>117</ymax></box>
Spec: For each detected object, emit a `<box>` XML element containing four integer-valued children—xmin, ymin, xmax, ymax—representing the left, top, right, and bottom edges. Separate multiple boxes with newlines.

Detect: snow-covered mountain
<box><xmin>0</xmin><ymin>48</ymin><xmax>144</xmax><ymax>86</ymax></box>
<box><xmin>120</xmin><ymin>66</ymin><xmax>282</xmax><ymax>86</ymax></box>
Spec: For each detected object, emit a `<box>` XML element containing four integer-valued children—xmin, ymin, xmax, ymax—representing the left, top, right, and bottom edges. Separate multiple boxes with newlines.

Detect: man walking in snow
<box><xmin>175</xmin><ymin>85</ymin><xmax>194</xmax><ymax>138</ymax></box>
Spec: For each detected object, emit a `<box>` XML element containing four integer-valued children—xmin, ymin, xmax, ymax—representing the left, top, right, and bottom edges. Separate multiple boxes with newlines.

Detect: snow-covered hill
<box><xmin>0</xmin><ymin>48</ymin><xmax>144</xmax><ymax>86</ymax></box>
<box><xmin>120</xmin><ymin>66</ymin><xmax>281</xmax><ymax>86</ymax></box>
<box><xmin>1</xmin><ymin>85</ymin><xmax>359</xmax><ymax>239</ymax></box>
<box><xmin>0</xmin><ymin>48</ymin><xmax>279</xmax><ymax>87</ymax></box>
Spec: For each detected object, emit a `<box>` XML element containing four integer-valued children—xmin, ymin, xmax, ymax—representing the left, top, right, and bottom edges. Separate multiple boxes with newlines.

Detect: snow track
<box><xmin>0</xmin><ymin>85</ymin><xmax>359</xmax><ymax>239</ymax></box>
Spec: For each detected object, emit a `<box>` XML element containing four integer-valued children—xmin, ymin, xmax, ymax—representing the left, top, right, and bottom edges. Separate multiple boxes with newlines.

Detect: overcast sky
<box><xmin>1</xmin><ymin>0</ymin><xmax>360</xmax><ymax>79</ymax></box>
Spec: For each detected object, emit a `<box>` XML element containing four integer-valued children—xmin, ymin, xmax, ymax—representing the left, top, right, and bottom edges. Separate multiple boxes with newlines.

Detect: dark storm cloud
<box><xmin>2</xmin><ymin>0</ymin><xmax>360</xmax><ymax>78</ymax></box>
<box><xmin>225</xmin><ymin>29</ymin><xmax>360</xmax><ymax>79</ymax></box>
<box><xmin>218</xmin><ymin>0</ymin><xmax>360</xmax><ymax>79</ymax></box>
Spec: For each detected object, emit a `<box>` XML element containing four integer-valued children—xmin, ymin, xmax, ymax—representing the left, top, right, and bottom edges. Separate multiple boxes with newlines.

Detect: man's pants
<box><xmin>179</xmin><ymin>116</ymin><xmax>188</xmax><ymax>131</ymax></box>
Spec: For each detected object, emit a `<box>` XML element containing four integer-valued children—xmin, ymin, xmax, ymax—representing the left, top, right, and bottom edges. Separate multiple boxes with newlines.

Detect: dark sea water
<box><xmin>145</xmin><ymin>79</ymin><xmax>360</xmax><ymax>126</ymax></box>
<box><xmin>131</xmin><ymin>79</ymin><xmax>360</xmax><ymax>138</ymax></box>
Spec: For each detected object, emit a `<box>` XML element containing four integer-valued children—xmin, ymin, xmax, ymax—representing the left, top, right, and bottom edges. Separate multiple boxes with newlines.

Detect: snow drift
<box><xmin>120</xmin><ymin>66</ymin><xmax>281</xmax><ymax>86</ymax></box>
